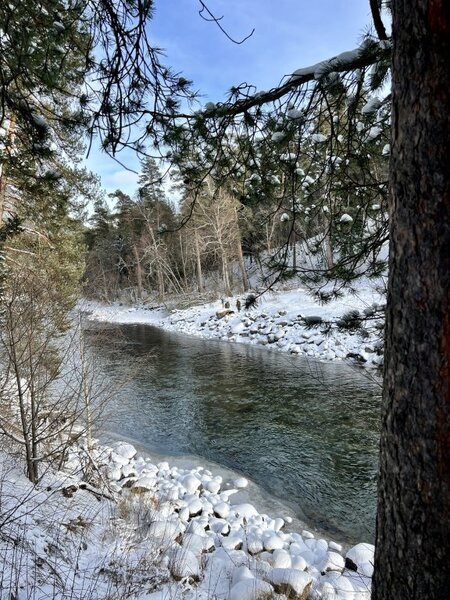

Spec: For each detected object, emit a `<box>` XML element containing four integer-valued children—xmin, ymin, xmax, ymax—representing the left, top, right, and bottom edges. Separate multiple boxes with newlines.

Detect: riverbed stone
<box><xmin>318</xmin><ymin>551</ymin><xmax>345</xmax><ymax>574</ymax></box>
<box><xmin>229</xmin><ymin>578</ymin><xmax>273</xmax><ymax>600</ymax></box>
<box><xmin>131</xmin><ymin>475</ymin><xmax>156</xmax><ymax>492</ymax></box>
<box><xmin>205</xmin><ymin>479</ymin><xmax>221</xmax><ymax>494</ymax></box>
<box><xmin>148</xmin><ymin>521</ymin><xmax>182</xmax><ymax>544</ymax></box>
<box><xmin>167</xmin><ymin>546</ymin><xmax>200</xmax><ymax>580</ymax></box>
<box><xmin>214</xmin><ymin>501</ymin><xmax>230</xmax><ymax>519</ymax></box>
<box><xmin>181</xmin><ymin>474</ymin><xmax>201</xmax><ymax>494</ymax></box>
<box><xmin>112</xmin><ymin>442</ymin><xmax>137</xmax><ymax>460</ymax></box>
<box><xmin>231</xmin><ymin>503</ymin><xmax>259</xmax><ymax>519</ymax></box>
<box><xmin>269</xmin><ymin>568</ymin><xmax>312</xmax><ymax>598</ymax></box>
<box><xmin>272</xmin><ymin>548</ymin><xmax>292</xmax><ymax>569</ymax></box>
<box><xmin>345</xmin><ymin>543</ymin><xmax>375</xmax><ymax>572</ymax></box>
<box><xmin>264</xmin><ymin>534</ymin><xmax>284</xmax><ymax>551</ymax></box>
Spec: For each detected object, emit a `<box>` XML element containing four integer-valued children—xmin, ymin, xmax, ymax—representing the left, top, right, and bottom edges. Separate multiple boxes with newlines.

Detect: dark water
<box><xmin>84</xmin><ymin>321</ymin><xmax>381</xmax><ymax>543</ymax></box>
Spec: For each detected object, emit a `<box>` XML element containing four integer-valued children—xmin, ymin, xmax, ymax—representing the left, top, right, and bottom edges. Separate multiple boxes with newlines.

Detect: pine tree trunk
<box><xmin>373</xmin><ymin>2</ymin><xmax>450</xmax><ymax>598</ymax></box>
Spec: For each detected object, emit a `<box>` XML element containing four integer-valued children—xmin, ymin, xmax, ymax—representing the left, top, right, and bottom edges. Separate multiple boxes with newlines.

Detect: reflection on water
<box><xmin>84</xmin><ymin>321</ymin><xmax>381</xmax><ymax>543</ymax></box>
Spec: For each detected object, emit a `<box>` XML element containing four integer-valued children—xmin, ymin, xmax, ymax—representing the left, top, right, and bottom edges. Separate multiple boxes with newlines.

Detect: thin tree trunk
<box><xmin>0</xmin><ymin>115</ymin><xmax>16</xmax><ymax>221</ymax></box>
<box><xmin>236</xmin><ymin>239</ymin><xmax>249</xmax><ymax>291</ymax></box>
<box><xmin>132</xmin><ymin>243</ymin><xmax>143</xmax><ymax>301</ymax></box>
<box><xmin>29</xmin><ymin>383</ymin><xmax>39</xmax><ymax>483</ymax></box>
<box><xmin>291</xmin><ymin>229</ymin><xmax>297</xmax><ymax>271</ymax></box>
<box><xmin>233</xmin><ymin>207</ymin><xmax>249</xmax><ymax>291</ymax></box>
<box><xmin>373</xmin><ymin>2</ymin><xmax>450</xmax><ymax>598</ymax></box>
<box><xmin>79</xmin><ymin>315</ymin><xmax>93</xmax><ymax>454</ymax></box>
<box><xmin>9</xmin><ymin>324</ymin><xmax>36</xmax><ymax>483</ymax></box>
<box><xmin>325</xmin><ymin>228</ymin><xmax>334</xmax><ymax>269</ymax></box>
<box><xmin>178</xmin><ymin>232</ymin><xmax>188</xmax><ymax>287</ymax></box>
<box><xmin>221</xmin><ymin>251</ymin><xmax>231</xmax><ymax>296</ymax></box>
<box><xmin>194</xmin><ymin>232</ymin><xmax>203</xmax><ymax>292</ymax></box>
<box><xmin>266</xmin><ymin>223</ymin><xmax>271</xmax><ymax>254</ymax></box>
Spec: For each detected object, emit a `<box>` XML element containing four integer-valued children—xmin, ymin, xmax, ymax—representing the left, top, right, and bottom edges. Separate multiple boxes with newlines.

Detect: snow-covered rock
<box><xmin>229</xmin><ymin>578</ymin><xmax>274</xmax><ymax>600</ymax></box>
<box><xmin>181</xmin><ymin>473</ymin><xmax>201</xmax><ymax>494</ymax></box>
<box><xmin>272</xmin><ymin>548</ymin><xmax>292</xmax><ymax>569</ymax></box>
<box><xmin>167</xmin><ymin>546</ymin><xmax>200</xmax><ymax>579</ymax></box>
<box><xmin>269</xmin><ymin>568</ymin><xmax>312</xmax><ymax>598</ymax></box>
<box><xmin>132</xmin><ymin>475</ymin><xmax>157</xmax><ymax>492</ymax></box>
<box><xmin>318</xmin><ymin>551</ymin><xmax>346</xmax><ymax>574</ymax></box>
<box><xmin>232</xmin><ymin>503</ymin><xmax>259</xmax><ymax>519</ymax></box>
<box><xmin>264</xmin><ymin>534</ymin><xmax>284</xmax><ymax>551</ymax></box>
<box><xmin>112</xmin><ymin>442</ymin><xmax>137</xmax><ymax>460</ymax></box>
<box><xmin>214</xmin><ymin>501</ymin><xmax>230</xmax><ymax>518</ymax></box>
<box><xmin>148</xmin><ymin>520</ymin><xmax>182</xmax><ymax>543</ymax></box>
<box><xmin>345</xmin><ymin>543</ymin><xmax>375</xmax><ymax>572</ymax></box>
<box><xmin>233</xmin><ymin>476</ymin><xmax>249</xmax><ymax>489</ymax></box>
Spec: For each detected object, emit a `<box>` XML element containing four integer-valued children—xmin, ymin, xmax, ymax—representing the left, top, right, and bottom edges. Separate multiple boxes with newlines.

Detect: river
<box><xmin>84</xmin><ymin>320</ymin><xmax>381</xmax><ymax>544</ymax></box>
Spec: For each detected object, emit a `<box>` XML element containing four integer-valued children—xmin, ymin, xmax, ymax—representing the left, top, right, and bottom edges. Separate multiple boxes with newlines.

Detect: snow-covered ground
<box><xmin>1</xmin><ymin>283</ymin><xmax>383</xmax><ymax>598</ymax></box>
<box><xmin>83</xmin><ymin>279</ymin><xmax>386</xmax><ymax>367</ymax></box>
<box><xmin>0</xmin><ymin>438</ymin><xmax>374</xmax><ymax>599</ymax></box>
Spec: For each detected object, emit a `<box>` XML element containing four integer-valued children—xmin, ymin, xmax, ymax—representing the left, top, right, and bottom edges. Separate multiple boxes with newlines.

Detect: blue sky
<box><xmin>85</xmin><ymin>0</ymin><xmax>373</xmax><ymax>201</ymax></box>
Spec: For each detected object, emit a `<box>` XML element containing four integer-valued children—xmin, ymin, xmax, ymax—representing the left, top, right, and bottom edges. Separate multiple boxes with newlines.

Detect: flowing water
<box><xmin>84</xmin><ymin>321</ymin><xmax>381</xmax><ymax>544</ymax></box>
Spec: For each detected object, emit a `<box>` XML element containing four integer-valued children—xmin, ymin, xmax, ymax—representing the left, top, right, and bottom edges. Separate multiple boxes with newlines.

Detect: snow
<box><xmin>366</xmin><ymin>126</ymin><xmax>382</xmax><ymax>141</ymax></box>
<box><xmin>280</xmin><ymin>152</ymin><xmax>298</xmax><ymax>162</ymax></box>
<box><xmin>83</xmin><ymin>277</ymin><xmax>386</xmax><ymax>369</ymax></box>
<box><xmin>287</xmin><ymin>108</ymin><xmax>305</xmax><ymax>120</ymax></box>
<box><xmin>229</xmin><ymin>577</ymin><xmax>273</xmax><ymax>599</ymax></box>
<box><xmin>361</xmin><ymin>97</ymin><xmax>382</xmax><ymax>115</ymax></box>
<box><xmin>271</xmin><ymin>131</ymin><xmax>285</xmax><ymax>143</ymax></box>
<box><xmin>0</xmin><ymin>429</ymin><xmax>377</xmax><ymax>599</ymax></box>
<box><xmin>290</xmin><ymin>47</ymin><xmax>364</xmax><ymax>83</ymax></box>
<box><xmin>311</xmin><ymin>133</ymin><xmax>328</xmax><ymax>143</ymax></box>
<box><xmin>269</xmin><ymin>568</ymin><xmax>312</xmax><ymax>595</ymax></box>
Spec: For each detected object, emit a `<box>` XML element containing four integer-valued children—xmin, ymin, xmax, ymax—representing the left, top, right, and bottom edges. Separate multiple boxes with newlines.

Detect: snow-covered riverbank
<box><xmin>1</xmin><ymin>438</ymin><xmax>374</xmax><ymax>599</ymax></box>
<box><xmin>84</xmin><ymin>280</ymin><xmax>386</xmax><ymax>367</ymax></box>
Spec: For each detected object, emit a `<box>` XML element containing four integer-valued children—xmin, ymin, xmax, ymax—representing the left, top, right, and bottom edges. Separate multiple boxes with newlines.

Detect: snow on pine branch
<box><xmin>194</xmin><ymin>40</ymin><xmax>389</xmax><ymax>120</ymax></box>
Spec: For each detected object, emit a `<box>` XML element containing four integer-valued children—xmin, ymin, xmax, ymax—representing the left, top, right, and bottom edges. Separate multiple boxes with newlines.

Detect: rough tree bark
<box><xmin>373</xmin><ymin>1</ymin><xmax>450</xmax><ymax>598</ymax></box>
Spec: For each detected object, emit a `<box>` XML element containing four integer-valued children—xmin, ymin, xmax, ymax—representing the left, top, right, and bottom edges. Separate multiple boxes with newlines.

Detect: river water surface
<box><xmin>84</xmin><ymin>321</ymin><xmax>381</xmax><ymax>544</ymax></box>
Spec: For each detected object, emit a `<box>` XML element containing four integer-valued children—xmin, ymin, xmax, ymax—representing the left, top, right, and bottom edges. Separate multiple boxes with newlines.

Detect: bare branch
<box><xmin>369</xmin><ymin>0</ymin><xmax>388</xmax><ymax>41</ymax></box>
<box><xmin>198</xmin><ymin>1</ymin><xmax>255</xmax><ymax>45</ymax></box>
